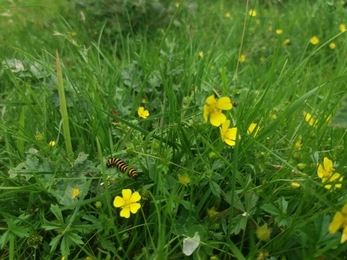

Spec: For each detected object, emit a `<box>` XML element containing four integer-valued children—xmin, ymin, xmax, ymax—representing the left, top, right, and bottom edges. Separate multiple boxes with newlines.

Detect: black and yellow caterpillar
<box><xmin>106</xmin><ymin>158</ymin><xmax>138</xmax><ymax>178</ymax></box>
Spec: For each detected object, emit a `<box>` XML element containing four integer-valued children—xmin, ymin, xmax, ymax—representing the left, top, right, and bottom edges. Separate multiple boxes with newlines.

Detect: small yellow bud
<box><xmin>291</xmin><ymin>182</ymin><xmax>301</xmax><ymax>189</ymax></box>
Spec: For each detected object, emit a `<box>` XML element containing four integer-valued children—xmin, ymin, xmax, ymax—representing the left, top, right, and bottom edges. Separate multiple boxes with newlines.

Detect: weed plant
<box><xmin>1</xmin><ymin>0</ymin><xmax>347</xmax><ymax>259</ymax></box>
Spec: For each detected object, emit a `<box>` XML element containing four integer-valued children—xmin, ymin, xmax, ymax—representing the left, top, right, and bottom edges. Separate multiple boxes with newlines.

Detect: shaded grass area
<box><xmin>1</xmin><ymin>0</ymin><xmax>347</xmax><ymax>259</ymax></box>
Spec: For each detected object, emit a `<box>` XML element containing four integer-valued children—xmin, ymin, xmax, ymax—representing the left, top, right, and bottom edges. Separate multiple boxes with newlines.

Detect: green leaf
<box><xmin>0</xmin><ymin>231</ymin><xmax>10</xmax><ymax>249</ymax></box>
<box><xmin>229</xmin><ymin>215</ymin><xmax>247</xmax><ymax>235</ymax></box>
<box><xmin>209</xmin><ymin>181</ymin><xmax>221</xmax><ymax>198</ymax></box>
<box><xmin>61</xmin><ymin>232</ymin><xmax>83</xmax><ymax>257</ymax></box>
<box><xmin>277</xmin><ymin>196</ymin><xmax>288</xmax><ymax>212</ymax></box>
<box><xmin>261</xmin><ymin>203</ymin><xmax>281</xmax><ymax>216</ymax></box>
<box><xmin>50</xmin><ymin>204</ymin><xmax>64</xmax><ymax>223</ymax></box>
<box><xmin>330</xmin><ymin>96</ymin><xmax>347</xmax><ymax>128</ymax></box>
<box><xmin>10</xmin><ymin>226</ymin><xmax>29</xmax><ymax>238</ymax></box>
<box><xmin>49</xmin><ymin>234</ymin><xmax>62</xmax><ymax>253</ymax></box>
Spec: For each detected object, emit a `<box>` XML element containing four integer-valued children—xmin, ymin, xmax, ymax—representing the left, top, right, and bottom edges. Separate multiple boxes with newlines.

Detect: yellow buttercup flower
<box><xmin>329</xmin><ymin>42</ymin><xmax>336</xmax><ymax>49</ymax></box>
<box><xmin>275</xmin><ymin>29</ymin><xmax>283</xmax><ymax>35</ymax></box>
<box><xmin>310</xmin><ymin>36</ymin><xmax>319</xmax><ymax>45</ymax></box>
<box><xmin>249</xmin><ymin>9</ymin><xmax>257</xmax><ymax>17</ymax></box>
<box><xmin>71</xmin><ymin>186</ymin><xmax>81</xmax><ymax>199</ymax></box>
<box><xmin>220</xmin><ymin>120</ymin><xmax>238</xmax><ymax>146</ymax></box>
<box><xmin>317</xmin><ymin>157</ymin><xmax>343</xmax><ymax>190</ymax></box>
<box><xmin>295</xmin><ymin>140</ymin><xmax>302</xmax><ymax>149</ymax></box>
<box><xmin>178</xmin><ymin>173</ymin><xmax>190</xmax><ymax>186</ymax></box>
<box><xmin>138</xmin><ymin>107</ymin><xmax>149</xmax><ymax>119</ymax></box>
<box><xmin>225</xmin><ymin>12</ymin><xmax>231</xmax><ymax>18</ymax></box>
<box><xmin>113</xmin><ymin>189</ymin><xmax>141</xmax><ymax>218</ymax></box>
<box><xmin>203</xmin><ymin>95</ymin><xmax>232</xmax><ymax>127</ymax></box>
<box><xmin>49</xmin><ymin>141</ymin><xmax>56</xmax><ymax>147</ymax></box>
<box><xmin>207</xmin><ymin>207</ymin><xmax>219</xmax><ymax>217</ymax></box>
<box><xmin>329</xmin><ymin>204</ymin><xmax>347</xmax><ymax>243</ymax></box>
<box><xmin>339</xmin><ymin>24</ymin><xmax>346</xmax><ymax>32</ymax></box>
<box><xmin>238</xmin><ymin>54</ymin><xmax>246</xmax><ymax>63</ymax></box>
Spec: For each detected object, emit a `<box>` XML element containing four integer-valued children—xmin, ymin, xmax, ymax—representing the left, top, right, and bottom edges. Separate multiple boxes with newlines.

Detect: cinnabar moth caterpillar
<box><xmin>106</xmin><ymin>158</ymin><xmax>138</xmax><ymax>178</ymax></box>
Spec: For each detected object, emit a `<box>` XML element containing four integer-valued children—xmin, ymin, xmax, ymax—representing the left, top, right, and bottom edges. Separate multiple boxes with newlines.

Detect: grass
<box><xmin>1</xmin><ymin>0</ymin><xmax>347</xmax><ymax>259</ymax></box>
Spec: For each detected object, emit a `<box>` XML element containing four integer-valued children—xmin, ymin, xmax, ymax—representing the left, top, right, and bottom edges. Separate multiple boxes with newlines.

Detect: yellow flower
<box><xmin>275</xmin><ymin>29</ymin><xmax>283</xmax><ymax>35</ymax></box>
<box><xmin>203</xmin><ymin>95</ymin><xmax>232</xmax><ymax>127</ymax></box>
<box><xmin>178</xmin><ymin>173</ymin><xmax>190</xmax><ymax>186</ymax></box>
<box><xmin>329</xmin><ymin>204</ymin><xmax>347</xmax><ymax>243</ymax></box>
<box><xmin>113</xmin><ymin>189</ymin><xmax>141</xmax><ymax>218</ymax></box>
<box><xmin>198</xmin><ymin>51</ymin><xmax>204</xmax><ymax>58</ymax></box>
<box><xmin>238</xmin><ymin>54</ymin><xmax>246</xmax><ymax>63</ymax></box>
<box><xmin>175</xmin><ymin>2</ymin><xmax>180</xmax><ymax>8</ymax></box>
<box><xmin>49</xmin><ymin>141</ymin><xmax>56</xmax><ymax>147</ymax></box>
<box><xmin>310</xmin><ymin>36</ymin><xmax>319</xmax><ymax>45</ymax></box>
<box><xmin>220</xmin><ymin>120</ymin><xmax>238</xmax><ymax>146</ymax></box>
<box><xmin>249</xmin><ymin>9</ymin><xmax>257</xmax><ymax>17</ymax></box>
<box><xmin>138</xmin><ymin>107</ymin><xmax>149</xmax><ymax>119</ymax></box>
<box><xmin>339</xmin><ymin>24</ymin><xmax>346</xmax><ymax>32</ymax></box>
<box><xmin>225</xmin><ymin>12</ymin><xmax>231</xmax><ymax>18</ymax></box>
<box><xmin>70</xmin><ymin>31</ymin><xmax>77</xmax><ymax>37</ymax></box>
<box><xmin>207</xmin><ymin>207</ymin><xmax>219</xmax><ymax>217</ymax></box>
<box><xmin>247</xmin><ymin>123</ymin><xmax>260</xmax><ymax>137</ymax></box>
<box><xmin>71</xmin><ymin>186</ymin><xmax>81</xmax><ymax>199</ymax></box>
<box><xmin>329</xmin><ymin>42</ymin><xmax>336</xmax><ymax>49</ymax></box>
<box><xmin>304</xmin><ymin>112</ymin><xmax>317</xmax><ymax>127</ymax></box>
<box><xmin>295</xmin><ymin>140</ymin><xmax>302</xmax><ymax>149</ymax></box>
<box><xmin>317</xmin><ymin>157</ymin><xmax>343</xmax><ymax>190</ymax></box>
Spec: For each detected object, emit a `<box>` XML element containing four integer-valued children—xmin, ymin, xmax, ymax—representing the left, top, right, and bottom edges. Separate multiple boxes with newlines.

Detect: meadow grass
<box><xmin>1</xmin><ymin>0</ymin><xmax>347</xmax><ymax>259</ymax></box>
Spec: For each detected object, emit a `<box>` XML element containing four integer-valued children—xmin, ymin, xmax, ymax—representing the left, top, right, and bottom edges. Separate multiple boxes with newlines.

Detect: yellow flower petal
<box><xmin>317</xmin><ymin>164</ymin><xmax>325</xmax><ymax>179</ymax></box>
<box><xmin>329</xmin><ymin>212</ymin><xmax>343</xmax><ymax>233</ymax></box>
<box><xmin>341</xmin><ymin>204</ymin><xmax>347</xmax><ymax>215</ymax></box>
<box><xmin>130</xmin><ymin>191</ymin><xmax>141</xmax><ymax>203</ymax></box>
<box><xmin>120</xmin><ymin>207</ymin><xmax>131</xmax><ymax>218</ymax></box>
<box><xmin>113</xmin><ymin>196</ymin><xmax>125</xmax><ymax>208</ymax></box>
<box><xmin>129</xmin><ymin>203</ymin><xmax>141</xmax><ymax>214</ymax></box>
<box><xmin>206</xmin><ymin>95</ymin><xmax>216</xmax><ymax>105</ymax></box>
<box><xmin>216</xmin><ymin>97</ymin><xmax>232</xmax><ymax>110</ymax></box>
<box><xmin>221</xmin><ymin>120</ymin><xmax>231</xmax><ymax>130</ymax></box>
<box><xmin>122</xmin><ymin>189</ymin><xmax>132</xmax><ymax>200</ymax></box>
<box><xmin>323</xmin><ymin>157</ymin><xmax>334</xmax><ymax>172</ymax></box>
<box><xmin>220</xmin><ymin>122</ymin><xmax>238</xmax><ymax>147</ymax></box>
<box><xmin>224</xmin><ymin>127</ymin><xmax>238</xmax><ymax>146</ymax></box>
<box><xmin>210</xmin><ymin>111</ymin><xmax>227</xmax><ymax>127</ymax></box>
